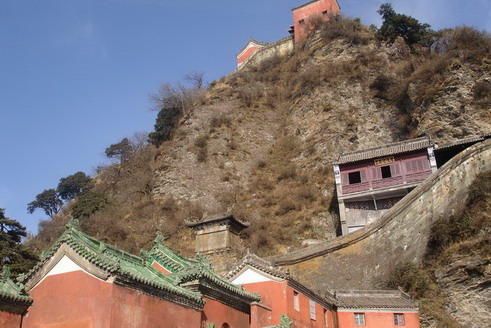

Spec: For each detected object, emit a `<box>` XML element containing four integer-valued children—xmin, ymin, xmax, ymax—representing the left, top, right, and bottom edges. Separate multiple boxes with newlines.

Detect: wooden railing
<box><xmin>341</xmin><ymin>170</ymin><xmax>432</xmax><ymax>195</ymax></box>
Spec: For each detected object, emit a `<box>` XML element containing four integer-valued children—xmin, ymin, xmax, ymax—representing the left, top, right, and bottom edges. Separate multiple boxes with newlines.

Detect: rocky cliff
<box><xmin>30</xmin><ymin>19</ymin><xmax>491</xmax><ymax>327</ymax></box>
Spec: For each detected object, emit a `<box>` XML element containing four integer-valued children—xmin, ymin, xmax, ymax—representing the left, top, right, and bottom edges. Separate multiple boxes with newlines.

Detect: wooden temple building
<box><xmin>334</xmin><ymin>135</ymin><xmax>491</xmax><ymax>235</ymax></box>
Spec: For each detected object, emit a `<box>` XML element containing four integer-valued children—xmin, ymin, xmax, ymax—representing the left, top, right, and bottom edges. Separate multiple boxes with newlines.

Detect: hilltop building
<box><xmin>291</xmin><ymin>0</ymin><xmax>340</xmax><ymax>42</ymax></box>
<box><xmin>236</xmin><ymin>0</ymin><xmax>340</xmax><ymax>69</ymax></box>
<box><xmin>0</xmin><ymin>217</ymin><xmax>420</xmax><ymax>328</ymax></box>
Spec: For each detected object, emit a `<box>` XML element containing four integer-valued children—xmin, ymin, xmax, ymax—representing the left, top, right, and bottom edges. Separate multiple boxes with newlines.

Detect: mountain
<box><xmin>28</xmin><ymin>18</ymin><xmax>491</xmax><ymax>327</ymax></box>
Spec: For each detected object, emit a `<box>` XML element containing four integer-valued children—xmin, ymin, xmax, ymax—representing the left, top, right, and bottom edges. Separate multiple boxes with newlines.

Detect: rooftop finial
<box><xmin>66</xmin><ymin>217</ymin><xmax>80</xmax><ymax>230</ymax></box>
<box><xmin>1</xmin><ymin>265</ymin><xmax>11</xmax><ymax>280</ymax></box>
<box><xmin>154</xmin><ymin>233</ymin><xmax>165</xmax><ymax>246</ymax></box>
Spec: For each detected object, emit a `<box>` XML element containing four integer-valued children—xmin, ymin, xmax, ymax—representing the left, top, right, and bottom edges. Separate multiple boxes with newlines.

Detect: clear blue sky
<box><xmin>1</xmin><ymin>0</ymin><xmax>490</xmax><ymax>234</ymax></box>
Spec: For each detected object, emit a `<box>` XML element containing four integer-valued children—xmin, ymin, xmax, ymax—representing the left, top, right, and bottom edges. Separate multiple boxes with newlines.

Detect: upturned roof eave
<box><xmin>20</xmin><ymin>225</ymin><xmax>205</xmax><ymax>310</ymax></box>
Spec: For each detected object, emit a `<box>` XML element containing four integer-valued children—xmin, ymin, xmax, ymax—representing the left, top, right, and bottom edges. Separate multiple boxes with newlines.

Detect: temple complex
<box><xmin>0</xmin><ymin>217</ymin><xmax>420</xmax><ymax>327</ymax></box>
<box><xmin>236</xmin><ymin>0</ymin><xmax>340</xmax><ymax>69</ymax></box>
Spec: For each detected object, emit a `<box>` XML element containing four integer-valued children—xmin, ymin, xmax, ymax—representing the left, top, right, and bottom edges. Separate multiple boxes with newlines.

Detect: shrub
<box><xmin>277</xmin><ymin>164</ymin><xmax>297</xmax><ymax>181</ymax></box>
<box><xmin>386</xmin><ymin>262</ymin><xmax>432</xmax><ymax>299</ymax></box>
<box><xmin>194</xmin><ymin>135</ymin><xmax>208</xmax><ymax>148</ymax></box>
<box><xmin>196</xmin><ymin>148</ymin><xmax>207</xmax><ymax>162</ymax></box>
<box><xmin>276</xmin><ymin>198</ymin><xmax>297</xmax><ymax>215</ymax></box>
<box><xmin>446</xmin><ymin>26</ymin><xmax>491</xmax><ymax>62</ymax></box>
<box><xmin>320</xmin><ymin>15</ymin><xmax>371</xmax><ymax>45</ymax></box>
<box><xmin>236</xmin><ymin>83</ymin><xmax>264</xmax><ymax>107</ymax></box>
<box><xmin>473</xmin><ymin>81</ymin><xmax>491</xmax><ymax>107</ymax></box>
<box><xmin>149</xmin><ymin>80</ymin><xmax>205</xmax><ymax>146</ymax></box>
<box><xmin>209</xmin><ymin>115</ymin><xmax>232</xmax><ymax>129</ymax></box>
<box><xmin>71</xmin><ymin>192</ymin><xmax>109</xmax><ymax>220</ymax></box>
<box><xmin>258</xmin><ymin>55</ymin><xmax>283</xmax><ymax>73</ymax></box>
<box><xmin>370</xmin><ymin>75</ymin><xmax>392</xmax><ymax>99</ymax></box>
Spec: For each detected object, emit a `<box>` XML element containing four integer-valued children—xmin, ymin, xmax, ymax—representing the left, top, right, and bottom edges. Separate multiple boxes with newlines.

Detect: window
<box><xmin>309</xmin><ymin>299</ymin><xmax>316</xmax><ymax>320</ymax></box>
<box><xmin>322</xmin><ymin>10</ymin><xmax>328</xmax><ymax>15</ymax></box>
<box><xmin>394</xmin><ymin>313</ymin><xmax>405</xmax><ymax>326</ymax></box>
<box><xmin>354</xmin><ymin>313</ymin><xmax>365</xmax><ymax>326</ymax></box>
<box><xmin>293</xmin><ymin>291</ymin><xmax>299</xmax><ymax>311</ymax></box>
<box><xmin>381</xmin><ymin>165</ymin><xmax>392</xmax><ymax>178</ymax></box>
<box><xmin>348</xmin><ymin>171</ymin><xmax>362</xmax><ymax>184</ymax></box>
<box><xmin>299</xmin><ymin>19</ymin><xmax>305</xmax><ymax>25</ymax></box>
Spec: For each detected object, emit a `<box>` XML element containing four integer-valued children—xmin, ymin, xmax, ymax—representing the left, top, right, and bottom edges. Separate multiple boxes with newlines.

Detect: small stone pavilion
<box><xmin>333</xmin><ymin>137</ymin><xmax>437</xmax><ymax>235</ymax></box>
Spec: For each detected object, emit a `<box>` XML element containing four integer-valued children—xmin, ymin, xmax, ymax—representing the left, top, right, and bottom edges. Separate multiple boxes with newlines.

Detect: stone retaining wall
<box><xmin>239</xmin><ymin>37</ymin><xmax>293</xmax><ymax>70</ymax></box>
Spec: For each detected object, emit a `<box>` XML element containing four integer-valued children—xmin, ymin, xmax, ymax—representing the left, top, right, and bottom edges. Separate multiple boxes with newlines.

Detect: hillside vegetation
<box><xmin>28</xmin><ymin>16</ymin><xmax>491</xmax><ymax>258</ymax></box>
<box><xmin>388</xmin><ymin>170</ymin><xmax>491</xmax><ymax>327</ymax></box>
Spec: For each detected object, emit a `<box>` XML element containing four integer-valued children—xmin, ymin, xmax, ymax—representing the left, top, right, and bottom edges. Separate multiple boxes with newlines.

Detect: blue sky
<box><xmin>1</xmin><ymin>0</ymin><xmax>490</xmax><ymax>234</ymax></box>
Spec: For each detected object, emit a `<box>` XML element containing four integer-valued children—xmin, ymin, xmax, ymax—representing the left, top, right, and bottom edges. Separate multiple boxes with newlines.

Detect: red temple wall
<box><xmin>237</xmin><ymin>44</ymin><xmax>262</xmax><ymax>66</ymax></box>
<box><xmin>292</xmin><ymin>0</ymin><xmax>340</xmax><ymax>42</ymax></box>
<box><xmin>110</xmin><ymin>283</ymin><xmax>200</xmax><ymax>328</ymax></box>
<box><xmin>201</xmin><ymin>297</ymin><xmax>250</xmax><ymax>328</ymax></box>
<box><xmin>23</xmin><ymin>270</ymin><xmax>200</xmax><ymax>328</ymax></box>
<box><xmin>337</xmin><ymin>311</ymin><xmax>420</xmax><ymax>328</ymax></box>
<box><xmin>251</xmin><ymin>303</ymin><xmax>272</xmax><ymax>328</ymax></box>
<box><xmin>23</xmin><ymin>270</ymin><xmax>113</xmax><ymax>328</ymax></box>
<box><xmin>0</xmin><ymin>310</ymin><xmax>22</xmax><ymax>328</ymax></box>
<box><xmin>242</xmin><ymin>280</ymin><xmax>288</xmax><ymax>325</ymax></box>
<box><xmin>243</xmin><ymin>280</ymin><xmax>334</xmax><ymax>328</ymax></box>
<box><xmin>285</xmin><ymin>285</ymin><xmax>333</xmax><ymax>328</ymax></box>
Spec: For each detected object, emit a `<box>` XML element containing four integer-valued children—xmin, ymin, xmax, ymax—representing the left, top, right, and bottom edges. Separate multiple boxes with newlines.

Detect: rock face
<box><xmin>151</xmin><ymin>33</ymin><xmax>490</xmax><ymax>255</ymax></box>
<box><xmin>435</xmin><ymin>253</ymin><xmax>491</xmax><ymax>327</ymax></box>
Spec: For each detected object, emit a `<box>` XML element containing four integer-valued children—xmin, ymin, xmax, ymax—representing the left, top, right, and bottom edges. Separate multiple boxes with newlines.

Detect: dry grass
<box><xmin>320</xmin><ymin>15</ymin><xmax>373</xmax><ymax>45</ymax></box>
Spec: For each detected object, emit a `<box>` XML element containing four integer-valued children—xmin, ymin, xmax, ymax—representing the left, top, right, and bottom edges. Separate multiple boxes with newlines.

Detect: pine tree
<box><xmin>0</xmin><ymin>208</ymin><xmax>38</xmax><ymax>276</ymax></box>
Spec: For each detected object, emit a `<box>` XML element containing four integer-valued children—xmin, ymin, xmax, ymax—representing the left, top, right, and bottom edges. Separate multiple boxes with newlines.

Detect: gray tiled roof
<box><xmin>436</xmin><ymin>134</ymin><xmax>490</xmax><ymax>150</ymax></box>
<box><xmin>335</xmin><ymin>290</ymin><xmax>418</xmax><ymax>309</ymax></box>
<box><xmin>335</xmin><ymin>137</ymin><xmax>431</xmax><ymax>164</ymax></box>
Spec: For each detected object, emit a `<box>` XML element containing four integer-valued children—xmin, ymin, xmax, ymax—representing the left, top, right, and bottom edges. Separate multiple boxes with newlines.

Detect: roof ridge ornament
<box><xmin>195</xmin><ymin>253</ymin><xmax>212</xmax><ymax>269</ymax></box>
<box><xmin>1</xmin><ymin>265</ymin><xmax>11</xmax><ymax>280</ymax></box>
<box><xmin>154</xmin><ymin>233</ymin><xmax>165</xmax><ymax>246</ymax></box>
<box><xmin>65</xmin><ymin>217</ymin><xmax>80</xmax><ymax>230</ymax></box>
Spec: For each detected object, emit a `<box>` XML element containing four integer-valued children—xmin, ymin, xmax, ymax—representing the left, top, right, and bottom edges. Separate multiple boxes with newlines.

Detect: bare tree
<box><xmin>184</xmin><ymin>71</ymin><xmax>205</xmax><ymax>89</ymax></box>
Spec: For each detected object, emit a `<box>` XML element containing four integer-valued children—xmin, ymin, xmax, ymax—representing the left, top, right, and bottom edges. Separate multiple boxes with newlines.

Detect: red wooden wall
<box><xmin>339</xmin><ymin>150</ymin><xmax>432</xmax><ymax>195</ymax></box>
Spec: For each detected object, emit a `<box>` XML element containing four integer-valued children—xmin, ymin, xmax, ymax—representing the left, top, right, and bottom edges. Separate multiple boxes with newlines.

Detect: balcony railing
<box><xmin>341</xmin><ymin>169</ymin><xmax>432</xmax><ymax>195</ymax></box>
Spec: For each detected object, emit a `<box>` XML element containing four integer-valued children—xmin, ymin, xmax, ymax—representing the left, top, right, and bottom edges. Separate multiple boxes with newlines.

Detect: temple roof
<box><xmin>236</xmin><ymin>39</ymin><xmax>268</xmax><ymax>57</ymax></box>
<box><xmin>0</xmin><ymin>266</ymin><xmax>32</xmax><ymax>304</ymax></box>
<box><xmin>335</xmin><ymin>137</ymin><xmax>432</xmax><ymax>164</ymax></box>
<box><xmin>20</xmin><ymin>220</ymin><xmax>258</xmax><ymax>311</ymax></box>
<box><xmin>228</xmin><ymin>251</ymin><xmax>336</xmax><ymax>309</ymax></box>
<box><xmin>335</xmin><ymin>290</ymin><xmax>418</xmax><ymax>310</ymax></box>
<box><xmin>20</xmin><ymin>220</ymin><xmax>204</xmax><ymax>309</ymax></box>
<box><xmin>292</xmin><ymin>0</ymin><xmax>341</xmax><ymax>11</ymax></box>
<box><xmin>227</xmin><ymin>251</ymin><xmax>289</xmax><ymax>281</ymax></box>
<box><xmin>186</xmin><ymin>214</ymin><xmax>249</xmax><ymax>232</ymax></box>
<box><xmin>435</xmin><ymin>134</ymin><xmax>491</xmax><ymax>150</ymax></box>
<box><xmin>0</xmin><ymin>266</ymin><xmax>32</xmax><ymax>314</ymax></box>
<box><xmin>146</xmin><ymin>238</ymin><xmax>260</xmax><ymax>305</ymax></box>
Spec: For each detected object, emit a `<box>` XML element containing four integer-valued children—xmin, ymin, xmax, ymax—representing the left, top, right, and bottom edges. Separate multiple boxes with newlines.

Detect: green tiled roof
<box><xmin>20</xmin><ymin>220</ymin><xmax>259</xmax><ymax>311</ymax></box>
<box><xmin>20</xmin><ymin>220</ymin><xmax>204</xmax><ymax>309</ymax></box>
<box><xmin>147</xmin><ymin>239</ymin><xmax>260</xmax><ymax>303</ymax></box>
<box><xmin>0</xmin><ymin>266</ymin><xmax>32</xmax><ymax>305</ymax></box>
